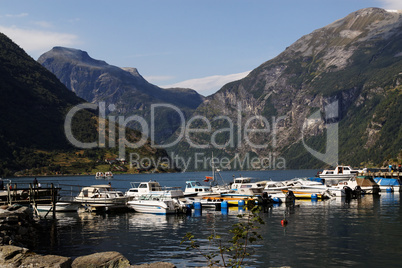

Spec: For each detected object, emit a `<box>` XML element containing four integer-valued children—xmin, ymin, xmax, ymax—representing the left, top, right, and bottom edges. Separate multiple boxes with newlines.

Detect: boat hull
<box><xmin>128</xmin><ymin>200</ymin><xmax>177</xmax><ymax>214</ymax></box>
<box><xmin>201</xmin><ymin>196</ymin><xmax>260</xmax><ymax>206</ymax></box>
<box><xmin>36</xmin><ymin>202</ymin><xmax>81</xmax><ymax>212</ymax></box>
<box><xmin>282</xmin><ymin>190</ymin><xmax>327</xmax><ymax>199</ymax></box>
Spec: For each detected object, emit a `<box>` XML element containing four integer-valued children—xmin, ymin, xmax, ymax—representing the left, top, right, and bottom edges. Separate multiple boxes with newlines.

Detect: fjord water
<box><xmin>19</xmin><ymin>170</ymin><xmax>401</xmax><ymax>267</ymax></box>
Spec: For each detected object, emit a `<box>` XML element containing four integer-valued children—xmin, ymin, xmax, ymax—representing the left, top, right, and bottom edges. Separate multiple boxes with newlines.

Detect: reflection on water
<box><xmin>36</xmin><ymin>193</ymin><xmax>402</xmax><ymax>267</ymax></box>
<box><xmin>31</xmin><ymin>171</ymin><xmax>402</xmax><ymax>267</ymax></box>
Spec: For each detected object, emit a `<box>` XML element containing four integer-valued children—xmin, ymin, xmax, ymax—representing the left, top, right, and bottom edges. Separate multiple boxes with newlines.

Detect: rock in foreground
<box><xmin>0</xmin><ymin>245</ymin><xmax>177</xmax><ymax>268</ymax></box>
<box><xmin>72</xmin><ymin>251</ymin><xmax>130</xmax><ymax>268</ymax></box>
<box><xmin>0</xmin><ymin>245</ymin><xmax>71</xmax><ymax>268</ymax></box>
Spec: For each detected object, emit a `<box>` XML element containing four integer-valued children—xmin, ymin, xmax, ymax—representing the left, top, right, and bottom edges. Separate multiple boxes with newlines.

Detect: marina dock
<box><xmin>360</xmin><ymin>171</ymin><xmax>402</xmax><ymax>179</ymax></box>
<box><xmin>0</xmin><ymin>183</ymin><xmax>60</xmax><ymax>218</ymax></box>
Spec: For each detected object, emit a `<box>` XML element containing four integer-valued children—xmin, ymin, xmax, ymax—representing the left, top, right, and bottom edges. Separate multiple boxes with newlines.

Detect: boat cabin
<box><xmin>263</xmin><ymin>181</ymin><xmax>288</xmax><ymax>193</ymax></box>
<box><xmin>125</xmin><ymin>180</ymin><xmax>184</xmax><ymax>199</ymax></box>
<box><xmin>184</xmin><ymin>181</ymin><xmax>212</xmax><ymax>196</ymax></box>
<box><xmin>76</xmin><ymin>185</ymin><xmax>125</xmax><ymax>199</ymax></box>
<box><xmin>320</xmin><ymin>165</ymin><xmax>361</xmax><ymax>175</ymax></box>
<box><xmin>230</xmin><ymin>177</ymin><xmax>266</xmax><ymax>195</ymax></box>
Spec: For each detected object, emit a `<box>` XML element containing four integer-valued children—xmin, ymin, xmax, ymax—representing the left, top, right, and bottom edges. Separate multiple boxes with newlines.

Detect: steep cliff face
<box><xmin>169</xmin><ymin>8</ymin><xmax>402</xmax><ymax>170</ymax></box>
<box><xmin>38</xmin><ymin>47</ymin><xmax>204</xmax><ymax>144</ymax></box>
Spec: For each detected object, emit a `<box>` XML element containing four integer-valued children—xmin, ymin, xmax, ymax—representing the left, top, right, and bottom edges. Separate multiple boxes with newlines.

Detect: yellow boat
<box><xmin>201</xmin><ymin>196</ymin><xmax>260</xmax><ymax>206</ymax></box>
<box><xmin>281</xmin><ymin>189</ymin><xmax>327</xmax><ymax>200</ymax></box>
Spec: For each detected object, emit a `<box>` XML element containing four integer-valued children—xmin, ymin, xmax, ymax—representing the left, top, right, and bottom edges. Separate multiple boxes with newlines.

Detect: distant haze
<box><xmin>159</xmin><ymin>71</ymin><xmax>250</xmax><ymax>96</ymax></box>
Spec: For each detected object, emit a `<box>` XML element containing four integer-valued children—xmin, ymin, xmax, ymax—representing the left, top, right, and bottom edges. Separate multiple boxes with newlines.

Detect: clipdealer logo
<box><xmin>64</xmin><ymin>100</ymin><xmax>339</xmax><ymax>170</ymax></box>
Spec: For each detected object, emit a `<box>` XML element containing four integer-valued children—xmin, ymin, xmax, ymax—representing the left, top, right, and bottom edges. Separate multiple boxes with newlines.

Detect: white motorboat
<box><xmin>283</xmin><ymin>177</ymin><xmax>324</xmax><ymax>188</ymax></box>
<box><xmin>95</xmin><ymin>172</ymin><xmax>105</xmax><ymax>179</ymax></box>
<box><xmin>230</xmin><ymin>177</ymin><xmax>266</xmax><ymax>196</ymax></box>
<box><xmin>127</xmin><ymin>194</ymin><xmax>182</xmax><ymax>214</ymax></box>
<box><xmin>334</xmin><ymin>176</ymin><xmax>380</xmax><ymax>194</ymax></box>
<box><xmin>184</xmin><ymin>180</ymin><xmax>216</xmax><ymax>197</ymax></box>
<box><xmin>264</xmin><ymin>181</ymin><xmax>288</xmax><ymax>193</ymax></box>
<box><xmin>36</xmin><ymin>196</ymin><xmax>81</xmax><ymax>212</ymax></box>
<box><xmin>318</xmin><ymin>165</ymin><xmax>364</xmax><ymax>185</ymax></box>
<box><xmin>280</xmin><ymin>178</ymin><xmax>345</xmax><ymax>197</ymax></box>
<box><xmin>296</xmin><ymin>184</ymin><xmax>346</xmax><ymax>197</ymax></box>
<box><xmin>125</xmin><ymin>180</ymin><xmax>184</xmax><ymax>200</ymax></box>
<box><xmin>74</xmin><ymin>184</ymin><xmax>128</xmax><ymax>212</ymax></box>
<box><xmin>105</xmin><ymin>171</ymin><xmax>113</xmax><ymax>179</ymax></box>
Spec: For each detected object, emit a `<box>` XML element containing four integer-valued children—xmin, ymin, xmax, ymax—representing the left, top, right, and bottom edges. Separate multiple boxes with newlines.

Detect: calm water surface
<box><xmin>13</xmin><ymin>170</ymin><xmax>402</xmax><ymax>267</ymax></box>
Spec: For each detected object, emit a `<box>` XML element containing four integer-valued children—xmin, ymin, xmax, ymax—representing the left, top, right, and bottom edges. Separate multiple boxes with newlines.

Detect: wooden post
<box><xmin>13</xmin><ymin>184</ymin><xmax>17</xmax><ymax>203</ymax></box>
<box><xmin>29</xmin><ymin>183</ymin><xmax>32</xmax><ymax>203</ymax></box>
<box><xmin>7</xmin><ymin>183</ymin><xmax>11</xmax><ymax>205</ymax></box>
<box><xmin>51</xmin><ymin>183</ymin><xmax>56</xmax><ymax>219</ymax></box>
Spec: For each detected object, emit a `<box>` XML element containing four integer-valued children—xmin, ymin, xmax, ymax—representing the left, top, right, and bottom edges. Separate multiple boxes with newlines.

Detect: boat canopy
<box><xmin>355</xmin><ymin>176</ymin><xmax>377</xmax><ymax>186</ymax></box>
<box><xmin>374</xmin><ymin>178</ymin><xmax>401</xmax><ymax>186</ymax></box>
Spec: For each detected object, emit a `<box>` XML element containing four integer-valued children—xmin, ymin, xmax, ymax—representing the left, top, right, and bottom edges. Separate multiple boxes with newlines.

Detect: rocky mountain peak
<box><xmin>38</xmin><ymin>47</ymin><xmax>108</xmax><ymax>67</ymax></box>
<box><xmin>121</xmin><ymin>67</ymin><xmax>143</xmax><ymax>79</ymax></box>
<box><xmin>277</xmin><ymin>7</ymin><xmax>402</xmax><ymax>74</ymax></box>
<box><xmin>170</xmin><ymin>7</ymin><xmax>402</xmax><ymax>169</ymax></box>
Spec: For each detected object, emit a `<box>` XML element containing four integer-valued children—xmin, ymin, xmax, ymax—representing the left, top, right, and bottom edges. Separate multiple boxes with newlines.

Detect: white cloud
<box><xmin>3</xmin><ymin>13</ymin><xmax>28</xmax><ymax>18</ymax></box>
<box><xmin>378</xmin><ymin>0</ymin><xmax>402</xmax><ymax>9</ymax></box>
<box><xmin>32</xmin><ymin>21</ymin><xmax>53</xmax><ymax>28</ymax></box>
<box><xmin>161</xmin><ymin>71</ymin><xmax>251</xmax><ymax>96</ymax></box>
<box><xmin>0</xmin><ymin>25</ymin><xmax>79</xmax><ymax>57</ymax></box>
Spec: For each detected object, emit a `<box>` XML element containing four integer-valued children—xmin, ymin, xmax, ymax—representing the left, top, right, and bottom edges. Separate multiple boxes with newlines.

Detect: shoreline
<box><xmin>7</xmin><ymin>167</ymin><xmax>323</xmax><ymax>179</ymax></box>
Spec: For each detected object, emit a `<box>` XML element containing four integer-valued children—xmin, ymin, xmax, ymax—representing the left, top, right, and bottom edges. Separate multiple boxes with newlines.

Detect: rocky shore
<box><xmin>0</xmin><ymin>205</ymin><xmax>176</xmax><ymax>268</ymax></box>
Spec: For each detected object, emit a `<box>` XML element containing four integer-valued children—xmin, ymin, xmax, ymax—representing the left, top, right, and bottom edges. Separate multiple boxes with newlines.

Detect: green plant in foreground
<box><xmin>181</xmin><ymin>201</ymin><xmax>264</xmax><ymax>267</ymax></box>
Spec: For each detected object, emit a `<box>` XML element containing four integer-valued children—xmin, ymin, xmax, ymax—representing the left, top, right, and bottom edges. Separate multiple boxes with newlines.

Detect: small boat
<box><xmin>283</xmin><ymin>177</ymin><xmax>324</xmax><ymax>188</ymax></box>
<box><xmin>334</xmin><ymin>176</ymin><xmax>380</xmax><ymax>194</ymax></box>
<box><xmin>282</xmin><ymin>178</ymin><xmax>341</xmax><ymax>197</ymax></box>
<box><xmin>187</xmin><ymin>196</ymin><xmax>224</xmax><ymax>208</ymax></box>
<box><xmin>318</xmin><ymin>165</ymin><xmax>364</xmax><ymax>185</ymax></box>
<box><xmin>127</xmin><ymin>195</ymin><xmax>181</xmax><ymax>214</ymax></box>
<box><xmin>373</xmin><ymin>177</ymin><xmax>401</xmax><ymax>192</ymax></box>
<box><xmin>184</xmin><ymin>180</ymin><xmax>215</xmax><ymax>197</ymax></box>
<box><xmin>264</xmin><ymin>181</ymin><xmax>288</xmax><ymax>193</ymax></box>
<box><xmin>200</xmin><ymin>195</ymin><xmax>261</xmax><ymax>206</ymax></box>
<box><xmin>36</xmin><ymin>196</ymin><xmax>81</xmax><ymax>212</ymax></box>
<box><xmin>105</xmin><ymin>171</ymin><xmax>113</xmax><ymax>180</ymax></box>
<box><xmin>230</xmin><ymin>177</ymin><xmax>266</xmax><ymax>196</ymax></box>
<box><xmin>281</xmin><ymin>189</ymin><xmax>329</xmax><ymax>200</ymax></box>
<box><xmin>74</xmin><ymin>184</ymin><xmax>128</xmax><ymax>212</ymax></box>
<box><xmin>95</xmin><ymin>172</ymin><xmax>105</xmax><ymax>179</ymax></box>
<box><xmin>125</xmin><ymin>180</ymin><xmax>184</xmax><ymax>201</ymax></box>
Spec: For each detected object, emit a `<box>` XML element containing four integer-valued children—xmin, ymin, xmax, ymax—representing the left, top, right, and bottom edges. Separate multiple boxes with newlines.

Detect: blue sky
<box><xmin>1</xmin><ymin>0</ymin><xmax>401</xmax><ymax>95</ymax></box>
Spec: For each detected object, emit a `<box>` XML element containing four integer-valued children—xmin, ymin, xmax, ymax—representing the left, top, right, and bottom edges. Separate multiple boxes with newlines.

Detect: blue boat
<box><xmin>373</xmin><ymin>177</ymin><xmax>401</xmax><ymax>192</ymax></box>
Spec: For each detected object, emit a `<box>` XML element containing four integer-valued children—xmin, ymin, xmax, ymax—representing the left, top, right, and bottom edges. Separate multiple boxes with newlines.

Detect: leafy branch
<box><xmin>181</xmin><ymin>200</ymin><xmax>264</xmax><ymax>267</ymax></box>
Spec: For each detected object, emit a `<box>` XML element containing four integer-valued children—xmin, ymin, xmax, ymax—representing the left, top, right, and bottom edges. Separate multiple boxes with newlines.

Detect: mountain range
<box><xmin>36</xmin><ymin>7</ymin><xmax>402</xmax><ymax>171</ymax></box>
<box><xmin>0</xmin><ymin>33</ymin><xmax>171</xmax><ymax>177</ymax></box>
<box><xmin>38</xmin><ymin>47</ymin><xmax>204</xmax><ymax>144</ymax></box>
<box><xmin>168</xmin><ymin>7</ymin><xmax>402</xmax><ymax>170</ymax></box>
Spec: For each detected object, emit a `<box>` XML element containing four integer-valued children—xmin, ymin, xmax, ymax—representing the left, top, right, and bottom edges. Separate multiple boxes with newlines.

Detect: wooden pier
<box><xmin>360</xmin><ymin>171</ymin><xmax>402</xmax><ymax>179</ymax></box>
<box><xmin>0</xmin><ymin>183</ymin><xmax>60</xmax><ymax>218</ymax></box>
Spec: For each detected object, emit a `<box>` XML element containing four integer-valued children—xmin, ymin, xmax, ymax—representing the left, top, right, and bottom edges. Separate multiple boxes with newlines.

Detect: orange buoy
<box><xmin>281</xmin><ymin>219</ymin><xmax>288</xmax><ymax>227</ymax></box>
